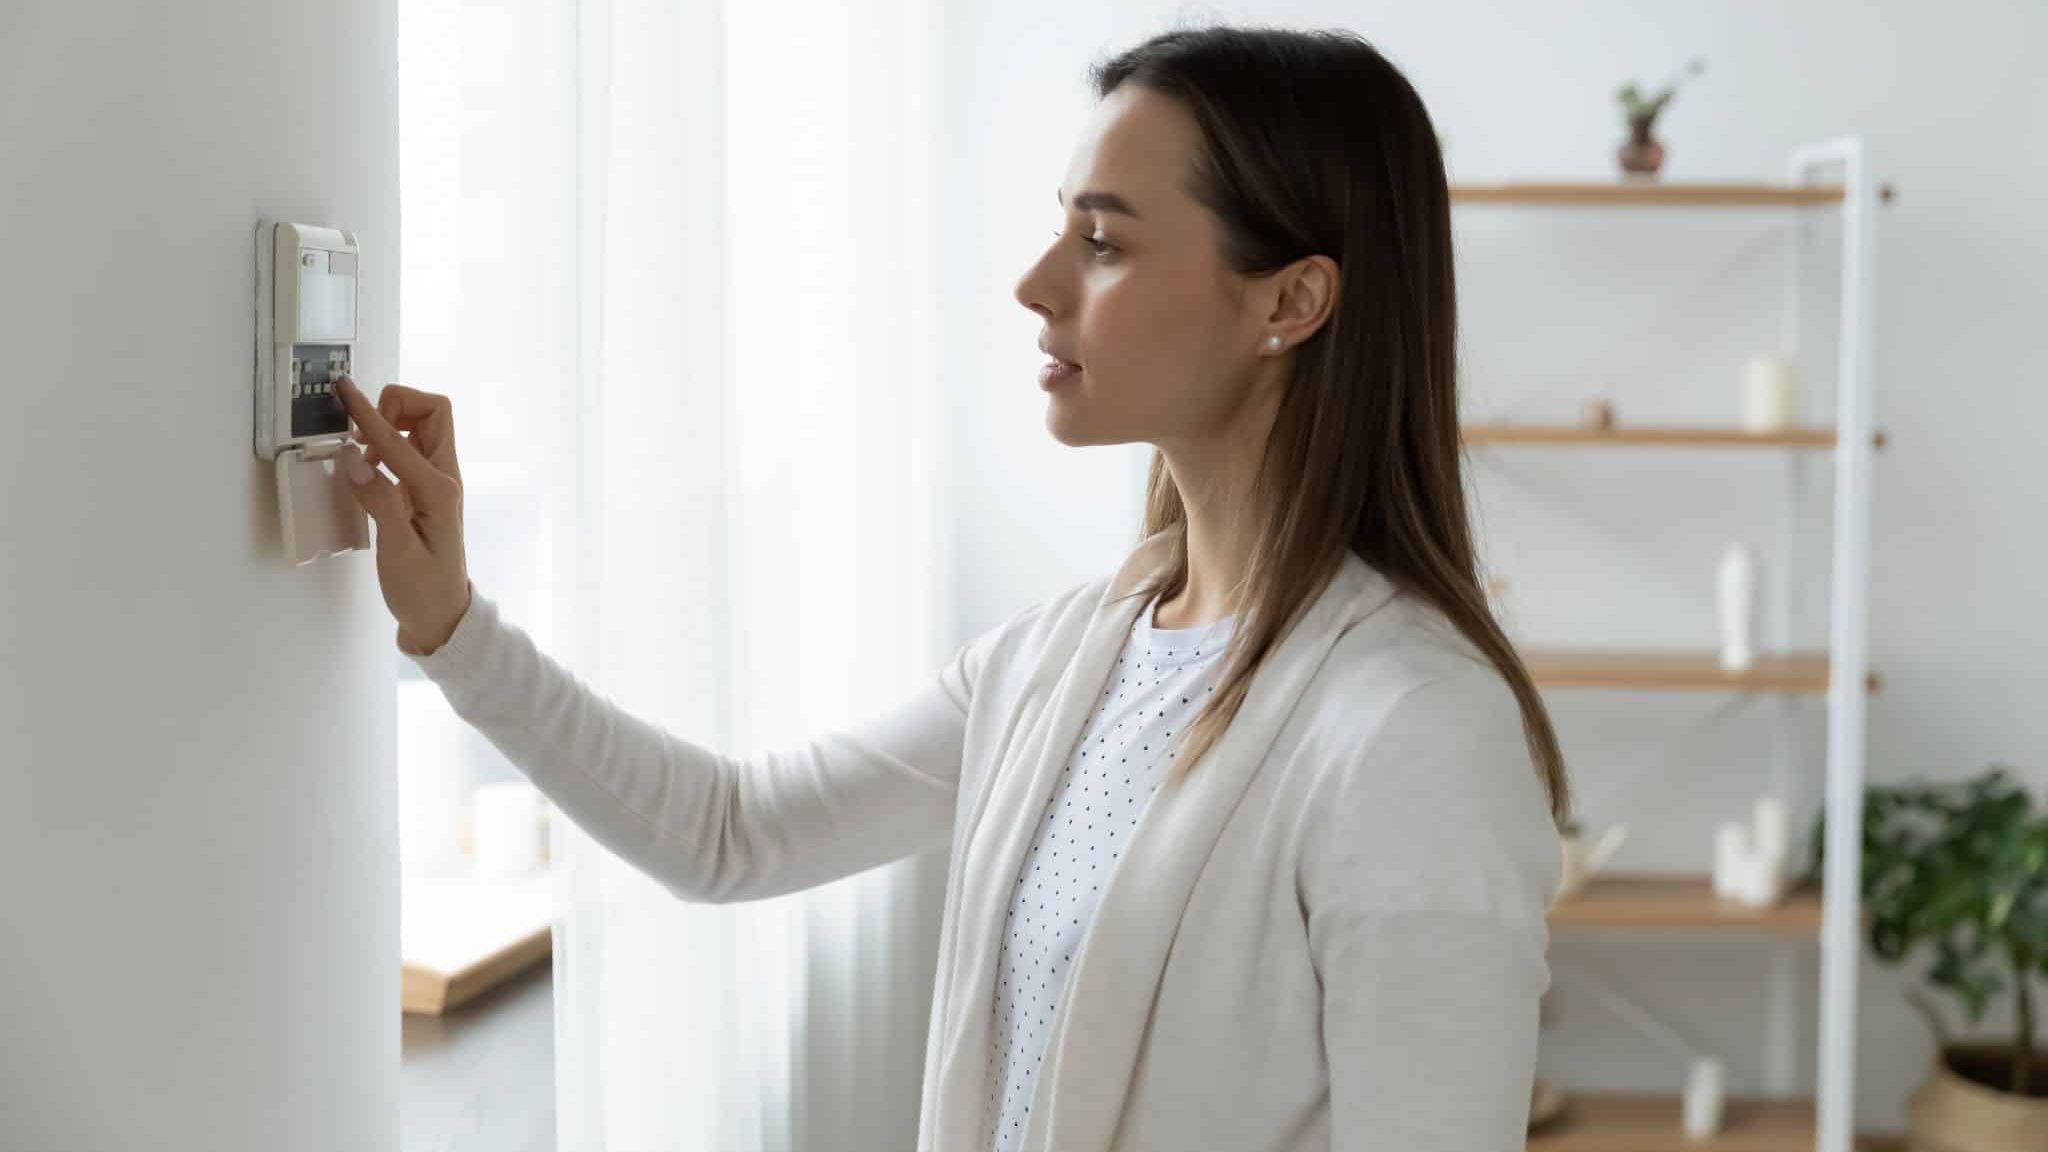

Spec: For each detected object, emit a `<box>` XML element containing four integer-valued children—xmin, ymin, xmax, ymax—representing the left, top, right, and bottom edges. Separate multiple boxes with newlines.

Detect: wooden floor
<box><xmin>401</xmin><ymin>960</ymin><xmax>555</xmax><ymax>1152</ymax></box>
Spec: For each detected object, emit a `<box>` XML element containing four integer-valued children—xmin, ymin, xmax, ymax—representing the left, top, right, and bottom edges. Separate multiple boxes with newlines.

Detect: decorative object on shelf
<box><xmin>1615</xmin><ymin>57</ymin><xmax>1706</xmax><ymax>179</ymax></box>
<box><xmin>1715</xmin><ymin>543</ymin><xmax>1757</xmax><ymax>671</ymax></box>
<box><xmin>1753</xmin><ymin>794</ymin><xmax>1790</xmax><ymax>862</ymax></box>
<box><xmin>1743</xmin><ymin>355</ymin><xmax>1800</xmax><ymax>431</ymax></box>
<box><xmin>1682</xmin><ymin>1055</ymin><xmax>1728</xmax><ymax>1138</ymax></box>
<box><xmin>1551</xmin><ymin>968</ymin><xmax>1733</xmax><ymax>1141</ymax></box>
<box><xmin>472</xmin><ymin>780</ymin><xmax>547</xmax><ymax>879</ymax></box>
<box><xmin>1804</xmin><ymin>766</ymin><xmax>2048</xmax><ymax>1149</ymax></box>
<box><xmin>1735</xmin><ymin>849</ymin><xmax>1788</xmax><ymax>907</ymax></box>
<box><xmin>1581</xmin><ymin>396</ymin><xmax>1617</xmax><ymax>430</ymax></box>
<box><xmin>1712</xmin><ymin>821</ymin><xmax>1748</xmax><ymax>899</ymax></box>
<box><xmin>1556</xmin><ymin>820</ymin><xmax>1629</xmax><ymax>903</ymax></box>
<box><xmin>1713</xmin><ymin>795</ymin><xmax>1791</xmax><ymax>907</ymax></box>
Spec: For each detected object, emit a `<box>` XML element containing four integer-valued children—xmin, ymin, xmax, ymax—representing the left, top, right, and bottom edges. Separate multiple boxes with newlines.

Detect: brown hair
<box><xmin>1093</xmin><ymin>25</ymin><xmax>1571</xmax><ymax>823</ymax></box>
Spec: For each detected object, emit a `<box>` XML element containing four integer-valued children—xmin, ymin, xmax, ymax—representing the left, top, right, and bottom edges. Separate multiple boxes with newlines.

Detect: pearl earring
<box><xmin>1266</xmin><ymin>335</ymin><xmax>1282</xmax><ymax>353</ymax></box>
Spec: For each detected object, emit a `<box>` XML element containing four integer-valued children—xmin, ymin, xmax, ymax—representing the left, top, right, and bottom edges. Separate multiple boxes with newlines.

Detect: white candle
<box><xmin>1683</xmin><ymin>1057</ymin><xmax>1727</xmax><ymax>1138</ymax></box>
<box><xmin>1713</xmin><ymin>822</ymin><xmax>1750</xmax><ymax>900</ymax></box>
<box><xmin>1735</xmin><ymin>851</ymin><xmax>1786</xmax><ymax>907</ymax></box>
<box><xmin>1743</xmin><ymin>356</ymin><xmax>1798</xmax><ymax>431</ymax></box>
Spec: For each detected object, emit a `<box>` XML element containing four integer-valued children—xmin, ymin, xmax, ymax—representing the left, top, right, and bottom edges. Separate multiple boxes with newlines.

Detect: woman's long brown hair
<box><xmin>1094</xmin><ymin>25</ymin><xmax>1571</xmax><ymax>824</ymax></box>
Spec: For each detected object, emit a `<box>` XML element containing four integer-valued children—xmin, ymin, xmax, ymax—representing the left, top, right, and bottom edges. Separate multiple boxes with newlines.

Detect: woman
<box><xmin>340</xmin><ymin>24</ymin><xmax>1571</xmax><ymax>1152</ymax></box>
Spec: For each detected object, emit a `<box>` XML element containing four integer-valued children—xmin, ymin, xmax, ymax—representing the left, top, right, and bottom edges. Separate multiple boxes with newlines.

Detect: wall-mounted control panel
<box><xmin>255</xmin><ymin>221</ymin><xmax>359</xmax><ymax>461</ymax></box>
<box><xmin>255</xmin><ymin>220</ymin><xmax>369</xmax><ymax>565</ymax></box>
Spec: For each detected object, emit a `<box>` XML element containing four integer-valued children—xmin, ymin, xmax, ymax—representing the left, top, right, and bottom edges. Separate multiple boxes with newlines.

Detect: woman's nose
<box><xmin>1014</xmin><ymin>247</ymin><xmax>1059</xmax><ymax>315</ymax></box>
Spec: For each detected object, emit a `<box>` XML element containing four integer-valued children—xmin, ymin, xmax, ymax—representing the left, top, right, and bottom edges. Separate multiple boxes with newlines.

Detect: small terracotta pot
<box><xmin>1906</xmin><ymin>1045</ymin><xmax>2048</xmax><ymax>1152</ymax></box>
<box><xmin>1618</xmin><ymin>117</ymin><xmax>1665</xmax><ymax>179</ymax></box>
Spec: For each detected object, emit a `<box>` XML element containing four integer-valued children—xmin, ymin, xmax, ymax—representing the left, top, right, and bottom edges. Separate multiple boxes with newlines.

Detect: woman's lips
<box><xmin>1039</xmin><ymin>357</ymin><xmax>1081</xmax><ymax>389</ymax></box>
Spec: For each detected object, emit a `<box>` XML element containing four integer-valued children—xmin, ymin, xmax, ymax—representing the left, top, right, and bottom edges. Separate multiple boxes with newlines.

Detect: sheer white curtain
<box><xmin>399</xmin><ymin>0</ymin><xmax>949</xmax><ymax>1148</ymax></box>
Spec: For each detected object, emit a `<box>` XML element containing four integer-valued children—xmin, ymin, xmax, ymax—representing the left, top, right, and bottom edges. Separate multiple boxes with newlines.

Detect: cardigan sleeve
<box><xmin>1296</xmin><ymin>669</ymin><xmax>1562</xmax><ymax>1151</ymax></box>
<box><xmin>407</xmin><ymin>583</ymin><xmax>1003</xmax><ymax>904</ymax></box>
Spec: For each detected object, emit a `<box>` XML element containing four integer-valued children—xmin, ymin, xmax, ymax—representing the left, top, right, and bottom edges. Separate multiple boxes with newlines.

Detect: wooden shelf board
<box><xmin>1550</xmin><ymin>875</ymin><xmax>1825</xmax><ymax>936</ymax></box>
<box><xmin>1464</xmin><ymin>424</ymin><xmax>1846</xmax><ymax>449</ymax></box>
<box><xmin>1527</xmin><ymin>1091</ymin><xmax>1901</xmax><ymax>1151</ymax></box>
<box><xmin>1454</xmin><ymin>182</ymin><xmax>1845</xmax><ymax>207</ymax></box>
<box><xmin>401</xmin><ymin>872</ymin><xmax>556</xmax><ymax>1016</ymax></box>
<box><xmin>1524</xmin><ymin>651</ymin><xmax>1880</xmax><ymax>695</ymax></box>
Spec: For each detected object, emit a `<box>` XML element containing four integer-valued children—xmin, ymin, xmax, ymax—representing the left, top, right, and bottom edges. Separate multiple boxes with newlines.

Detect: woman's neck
<box><xmin>1151</xmin><ymin>363</ymin><xmax>1285</xmax><ymax>630</ymax></box>
<box><xmin>1152</xmin><ymin>449</ymin><xmax>1261</xmax><ymax>631</ymax></box>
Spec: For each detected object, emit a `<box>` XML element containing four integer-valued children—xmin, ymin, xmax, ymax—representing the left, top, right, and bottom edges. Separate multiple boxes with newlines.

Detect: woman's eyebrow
<box><xmin>1057</xmin><ymin>187</ymin><xmax>1142</xmax><ymax>220</ymax></box>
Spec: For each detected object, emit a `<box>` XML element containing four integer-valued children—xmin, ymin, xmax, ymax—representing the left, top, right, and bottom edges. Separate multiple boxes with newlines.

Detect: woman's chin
<box><xmin>1045</xmin><ymin>389</ymin><xmax>1140</xmax><ymax>447</ymax></box>
<box><xmin>1045</xmin><ymin>402</ymin><xmax>1093</xmax><ymax>446</ymax></box>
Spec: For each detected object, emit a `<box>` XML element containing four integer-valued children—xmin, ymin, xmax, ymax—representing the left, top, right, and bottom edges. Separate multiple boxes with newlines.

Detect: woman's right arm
<box><xmin>333</xmin><ymin>376</ymin><xmax>986</xmax><ymax>904</ymax></box>
<box><xmin>411</xmin><ymin>584</ymin><xmax>989</xmax><ymax>904</ymax></box>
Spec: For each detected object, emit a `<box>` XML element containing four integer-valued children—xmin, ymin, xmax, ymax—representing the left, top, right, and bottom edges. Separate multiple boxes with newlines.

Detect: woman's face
<box><xmin>1014</xmin><ymin>85</ymin><xmax>1281</xmax><ymax>450</ymax></box>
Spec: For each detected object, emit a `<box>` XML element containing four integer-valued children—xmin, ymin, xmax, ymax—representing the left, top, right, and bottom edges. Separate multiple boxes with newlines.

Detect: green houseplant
<box><xmin>1613</xmin><ymin>57</ymin><xmax>1705</xmax><ymax>179</ymax></box>
<box><xmin>1804</xmin><ymin>766</ymin><xmax>2048</xmax><ymax>1151</ymax></box>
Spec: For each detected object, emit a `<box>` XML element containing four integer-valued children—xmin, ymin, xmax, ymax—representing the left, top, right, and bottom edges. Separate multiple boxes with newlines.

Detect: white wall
<box><xmin>1</xmin><ymin>1</ymin><xmax>402</xmax><ymax>1148</ymax></box>
<box><xmin>936</xmin><ymin>0</ymin><xmax>2048</xmax><ymax>1133</ymax></box>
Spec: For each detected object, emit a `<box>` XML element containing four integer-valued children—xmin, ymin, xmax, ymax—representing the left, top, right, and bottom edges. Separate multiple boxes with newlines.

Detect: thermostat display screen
<box><xmin>297</xmin><ymin>249</ymin><xmax>357</xmax><ymax>342</ymax></box>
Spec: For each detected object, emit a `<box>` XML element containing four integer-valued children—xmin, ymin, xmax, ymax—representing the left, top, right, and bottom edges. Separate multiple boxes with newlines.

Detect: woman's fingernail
<box><xmin>344</xmin><ymin>447</ymin><xmax>374</xmax><ymax>485</ymax></box>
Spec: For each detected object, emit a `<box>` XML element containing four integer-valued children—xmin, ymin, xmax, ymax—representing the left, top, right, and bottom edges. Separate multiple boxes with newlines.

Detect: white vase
<box><xmin>1717</xmin><ymin>544</ymin><xmax>1756</xmax><ymax>672</ymax></box>
<box><xmin>1713</xmin><ymin>822</ymin><xmax>1751</xmax><ymax>899</ymax></box>
<box><xmin>1683</xmin><ymin>1057</ymin><xmax>1727</xmax><ymax>1138</ymax></box>
<box><xmin>1743</xmin><ymin>356</ymin><xmax>1798</xmax><ymax>431</ymax></box>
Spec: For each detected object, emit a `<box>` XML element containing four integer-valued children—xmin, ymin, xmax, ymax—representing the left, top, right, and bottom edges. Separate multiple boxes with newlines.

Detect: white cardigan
<box><xmin>411</xmin><ymin>527</ymin><xmax>1562</xmax><ymax>1151</ymax></box>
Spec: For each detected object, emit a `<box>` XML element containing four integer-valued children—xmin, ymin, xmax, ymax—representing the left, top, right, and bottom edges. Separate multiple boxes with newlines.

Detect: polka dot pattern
<box><xmin>983</xmin><ymin>592</ymin><xmax>1234</xmax><ymax>1152</ymax></box>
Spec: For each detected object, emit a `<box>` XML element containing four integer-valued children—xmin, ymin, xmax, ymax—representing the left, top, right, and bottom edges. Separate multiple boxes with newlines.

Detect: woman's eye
<box><xmin>1052</xmin><ymin>229</ymin><xmax>1115</xmax><ymax>257</ymax></box>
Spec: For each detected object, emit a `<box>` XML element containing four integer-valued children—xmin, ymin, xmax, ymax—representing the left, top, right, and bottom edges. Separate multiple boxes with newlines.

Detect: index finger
<box><xmin>370</xmin><ymin>383</ymin><xmax>461</xmax><ymax>483</ymax></box>
<box><xmin>335</xmin><ymin>377</ymin><xmax>452</xmax><ymax>498</ymax></box>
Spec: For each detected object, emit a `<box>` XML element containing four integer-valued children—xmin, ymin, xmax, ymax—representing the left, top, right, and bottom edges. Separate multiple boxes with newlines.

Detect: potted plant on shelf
<box><xmin>1804</xmin><ymin>766</ymin><xmax>2048</xmax><ymax>1151</ymax></box>
<box><xmin>1615</xmin><ymin>57</ymin><xmax>1705</xmax><ymax>180</ymax></box>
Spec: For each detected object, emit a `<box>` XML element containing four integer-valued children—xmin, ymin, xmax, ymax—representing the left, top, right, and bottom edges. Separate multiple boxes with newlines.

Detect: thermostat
<box><xmin>255</xmin><ymin>220</ymin><xmax>369</xmax><ymax>565</ymax></box>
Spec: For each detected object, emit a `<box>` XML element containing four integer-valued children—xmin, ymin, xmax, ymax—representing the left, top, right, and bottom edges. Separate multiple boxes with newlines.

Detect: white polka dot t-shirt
<box><xmin>983</xmin><ymin>590</ymin><xmax>1236</xmax><ymax>1152</ymax></box>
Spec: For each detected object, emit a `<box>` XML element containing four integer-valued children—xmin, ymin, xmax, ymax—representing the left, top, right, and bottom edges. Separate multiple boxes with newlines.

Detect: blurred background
<box><xmin>3</xmin><ymin>1</ymin><xmax>2043</xmax><ymax>1150</ymax></box>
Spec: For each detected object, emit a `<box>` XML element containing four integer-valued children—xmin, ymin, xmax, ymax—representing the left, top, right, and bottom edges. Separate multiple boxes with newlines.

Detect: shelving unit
<box><xmin>1452</xmin><ymin>182</ymin><xmax>1846</xmax><ymax>207</ymax></box>
<box><xmin>1463</xmin><ymin>424</ymin><xmax>1887</xmax><ymax>450</ymax></box>
<box><xmin>1455</xmin><ymin>148</ymin><xmax>1883</xmax><ymax>1152</ymax></box>
<box><xmin>1523</xmin><ymin>650</ymin><xmax>1880</xmax><ymax>695</ymax></box>
<box><xmin>1526</xmin><ymin>1094</ymin><xmax>1903</xmax><ymax>1152</ymax></box>
<box><xmin>1551</xmin><ymin>876</ymin><xmax>1827</xmax><ymax>937</ymax></box>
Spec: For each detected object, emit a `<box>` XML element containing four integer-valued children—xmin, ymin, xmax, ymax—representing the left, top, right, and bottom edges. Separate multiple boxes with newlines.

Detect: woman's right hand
<box><xmin>334</xmin><ymin>376</ymin><xmax>473</xmax><ymax>657</ymax></box>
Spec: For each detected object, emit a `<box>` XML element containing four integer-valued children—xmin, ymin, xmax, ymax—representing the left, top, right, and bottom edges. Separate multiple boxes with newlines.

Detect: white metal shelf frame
<box><xmin>1796</xmin><ymin>135</ymin><xmax>1879</xmax><ymax>1152</ymax></box>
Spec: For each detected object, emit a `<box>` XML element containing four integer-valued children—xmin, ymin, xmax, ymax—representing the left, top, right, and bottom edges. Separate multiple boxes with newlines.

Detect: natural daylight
<box><xmin>5</xmin><ymin>3</ymin><xmax>2046</xmax><ymax>1152</ymax></box>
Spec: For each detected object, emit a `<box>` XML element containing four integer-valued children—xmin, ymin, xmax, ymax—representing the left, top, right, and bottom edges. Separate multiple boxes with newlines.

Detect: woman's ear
<box><xmin>1267</xmin><ymin>254</ymin><xmax>1340</xmax><ymax>347</ymax></box>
